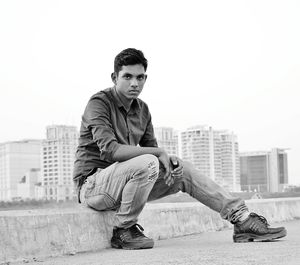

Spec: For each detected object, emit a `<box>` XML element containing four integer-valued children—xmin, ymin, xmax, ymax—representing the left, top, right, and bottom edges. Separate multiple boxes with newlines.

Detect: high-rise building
<box><xmin>181</xmin><ymin>125</ymin><xmax>240</xmax><ymax>192</ymax></box>
<box><xmin>42</xmin><ymin>125</ymin><xmax>78</xmax><ymax>201</ymax></box>
<box><xmin>154</xmin><ymin>127</ymin><xmax>179</xmax><ymax>156</ymax></box>
<box><xmin>240</xmin><ymin>148</ymin><xmax>289</xmax><ymax>192</ymax></box>
<box><xmin>219</xmin><ymin>132</ymin><xmax>240</xmax><ymax>192</ymax></box>
<box><xmin>0</xmin><ymin>140</ymin><xmax>42</xmax><ymax>201</ymax></box>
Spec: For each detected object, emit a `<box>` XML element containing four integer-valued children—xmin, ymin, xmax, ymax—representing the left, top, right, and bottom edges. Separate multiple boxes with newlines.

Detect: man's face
<box><xmin>113</xmin><ymin>64</ymin><xmax>147</xmax><ymax>101</ymax></box>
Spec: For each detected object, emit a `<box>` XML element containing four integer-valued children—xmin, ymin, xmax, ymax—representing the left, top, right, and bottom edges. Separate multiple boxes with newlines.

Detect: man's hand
<box><xmin>158</xmin><ymin>151</ymin><xmax>173</xmax><ymax>186</ymax></box>
<box><xmin>158</xmin><ymin>153</ymin><xmax>184</xmax><ymax>186</ymax></box>
<box><xmin>170</xmin><ymin>156</ymin><xmax>183</xmax><ymax>179</ymax></box>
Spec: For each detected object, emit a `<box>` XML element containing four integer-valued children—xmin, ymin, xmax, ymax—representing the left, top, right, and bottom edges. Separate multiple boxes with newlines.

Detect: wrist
<box><xmin>157</xmin><ymin>147</ymin><xmax>166</xmax><ymax>156</ymax></box>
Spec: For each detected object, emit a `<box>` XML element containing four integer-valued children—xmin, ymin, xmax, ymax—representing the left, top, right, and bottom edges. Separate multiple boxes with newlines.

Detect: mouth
<box><xmin>129</xmin><ymin>90</ymin><xmax>140</xmax><ymax>94</ymax></box>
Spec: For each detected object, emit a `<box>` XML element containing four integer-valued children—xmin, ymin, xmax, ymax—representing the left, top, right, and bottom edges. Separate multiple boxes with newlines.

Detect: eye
<box><xmin>124</xmin><ymin>74</ymin><xmax>132</xmax><ymax>80</ymax></box>
<box><xmin>137</xmin><ymin>75</ymin><xmax>145</xmax><ymax>81</ymax></box>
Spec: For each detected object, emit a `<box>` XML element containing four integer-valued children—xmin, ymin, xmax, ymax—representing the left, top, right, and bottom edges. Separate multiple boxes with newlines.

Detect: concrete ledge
<box><xmin>1</xmin><ymin>197</ymin><xmax>300</xmax><ymax>263</ymax></box>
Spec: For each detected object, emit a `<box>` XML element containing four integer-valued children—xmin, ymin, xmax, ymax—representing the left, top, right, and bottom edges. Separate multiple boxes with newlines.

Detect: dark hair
<box><xmin>114</xmin><ymin>48</ymin><xmax>148</xmax><ymax>74</ymax></box>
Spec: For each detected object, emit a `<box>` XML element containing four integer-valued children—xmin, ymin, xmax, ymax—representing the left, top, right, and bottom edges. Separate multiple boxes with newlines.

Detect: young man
<box><xmin>73</xmin><ymin>48</ymin><xmax>286</xmax><ymax>250</ymax></box>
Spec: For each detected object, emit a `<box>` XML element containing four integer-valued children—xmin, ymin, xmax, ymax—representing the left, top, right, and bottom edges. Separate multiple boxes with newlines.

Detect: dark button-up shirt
<box><xmin>73</xmin><ymin>86</ymin><xmax>158</xmax><ymax>187</ymax></box>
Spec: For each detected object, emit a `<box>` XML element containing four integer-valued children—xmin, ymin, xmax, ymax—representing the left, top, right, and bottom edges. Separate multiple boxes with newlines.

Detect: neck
<box><xmin>115</xmin><ymin>88</ymin><xmax>133</xmax><ymax>112</ymax></box>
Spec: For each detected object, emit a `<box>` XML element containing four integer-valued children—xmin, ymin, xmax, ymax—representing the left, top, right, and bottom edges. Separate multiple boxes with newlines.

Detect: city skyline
<box><xmin>0</xmin><ymin>124</ymin><xmax>291</xmax><ymax>201</ymax></box>
<box><xmin>1</xmin><ymin>0</ymin><xmax>299</xmax><ymax>185</ymax></box>
<box><xmin>0</xmin><ymin>123</ymin><xmax>297</xmax><ymax>186</ymax></box>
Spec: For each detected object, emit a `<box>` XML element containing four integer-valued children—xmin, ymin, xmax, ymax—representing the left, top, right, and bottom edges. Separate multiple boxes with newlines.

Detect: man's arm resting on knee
<box><xmin>112</xmin><ymin>145</ymin><xmax>171</xmax><ymax>180</ymax></box>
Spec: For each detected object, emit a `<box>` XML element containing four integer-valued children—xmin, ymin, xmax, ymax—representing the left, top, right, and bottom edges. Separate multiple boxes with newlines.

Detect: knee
<box><xmin>133</xmin><ymin>154</ymin><xmax>159</xmax><ymax>181</ymax></box>
<box><xmin>139</xmin><ymin>154</ymin><xmax>159</xmax><ymax>167</ymax></box>
<box><xmin>141</xmin><ymin>154</ymin><xmax>159</xmax><ymax>172</ymax></box>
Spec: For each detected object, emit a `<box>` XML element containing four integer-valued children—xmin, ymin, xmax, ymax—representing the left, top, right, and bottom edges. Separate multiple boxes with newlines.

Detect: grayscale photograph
<box><xmin>0</xmin><ymin>1</ymin><xmax>299</xmax><ymax>264</ymax></box>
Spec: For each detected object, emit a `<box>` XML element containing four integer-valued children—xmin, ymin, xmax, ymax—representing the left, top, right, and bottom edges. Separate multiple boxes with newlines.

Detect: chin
<box><xmin>128</xmin><ymin>94</ymin><xmax>140</xmax><ymax>99</ymax></box>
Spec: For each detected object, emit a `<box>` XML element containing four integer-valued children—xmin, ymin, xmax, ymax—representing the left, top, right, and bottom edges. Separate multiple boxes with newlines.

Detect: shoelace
<box><xmin>250</xmin><ymin>213</ymin><xmax>270</xmax><ymax>227</ymax></box>
<box><xmin>130</xmin><ymin>224</ymin><xmax>146</xmax><ymax>238</ymax></box>
<box><xmin>119</xmin><ymin>230</ymin><xmax>132</xmax><ymax>241</ymax></box>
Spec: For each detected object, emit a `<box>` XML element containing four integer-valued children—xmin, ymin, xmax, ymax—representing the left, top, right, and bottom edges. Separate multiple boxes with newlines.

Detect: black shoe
<box><xmin>111</xmin><ymin>224</ymin><xmax>154</xmax><ymax>250</ymax></box>
<box><xmin>233</xmin><ymin>213</ymin><xmax>287</xmax><ymax>243</ymax></box>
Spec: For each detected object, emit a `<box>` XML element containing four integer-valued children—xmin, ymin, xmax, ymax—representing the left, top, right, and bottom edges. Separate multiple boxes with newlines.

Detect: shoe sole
<box><xmin>233</xmin><ymin>228</ymin><xmax>287</xmax><ymax>243</ymax></box>
<box><xmin>111</xmin><ymin>238</ymin><xmax>154</xmax><ymax>250</ymax></box>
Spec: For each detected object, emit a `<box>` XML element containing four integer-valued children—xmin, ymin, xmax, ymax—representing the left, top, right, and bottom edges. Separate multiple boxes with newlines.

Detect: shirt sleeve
<box><xmin>139</xmin><ymin>114</ymin><xmax>158</xmax><ymax>147</ymax></box>
<box><xmin>82</xmin><ymin>97</ymin><xmax>120</xmax><ymax>162</ymax></box>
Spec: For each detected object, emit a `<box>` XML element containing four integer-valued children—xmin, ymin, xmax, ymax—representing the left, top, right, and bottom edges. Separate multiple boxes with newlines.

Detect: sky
<box><xmin>0</xmin><ymin>0</ymin><xmax>299</xmax><ymax>184</ymax></box>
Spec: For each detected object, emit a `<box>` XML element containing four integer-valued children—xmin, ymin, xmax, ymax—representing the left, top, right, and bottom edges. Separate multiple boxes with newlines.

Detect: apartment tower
<box><xmin>42</xmin><ymin>125</ymin><xmax>78</xmax><ymax>201</ymax></box>
<box><xmin>0</xmin><ymin>140</ymin><xmax>41</xmax><ymax>201</ymax></box>
<box><xmin>181</xmin><ymin>126</ymin><xmax>240</xmax><ymax>192</ymax></box>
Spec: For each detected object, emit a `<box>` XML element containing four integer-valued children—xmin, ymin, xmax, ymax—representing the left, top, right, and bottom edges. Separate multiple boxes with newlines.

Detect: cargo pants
<box><xmin>79</xmin><ymin>154</ymin><xmax>248</xmax><ymax>228</ymax></box>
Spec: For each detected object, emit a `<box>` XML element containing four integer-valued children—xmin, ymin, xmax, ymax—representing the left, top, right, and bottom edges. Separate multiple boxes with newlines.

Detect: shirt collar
<box><xmin>111</xmin><ymin>86</ymin><xmax>141</xmax><ymax>113</ymax></box>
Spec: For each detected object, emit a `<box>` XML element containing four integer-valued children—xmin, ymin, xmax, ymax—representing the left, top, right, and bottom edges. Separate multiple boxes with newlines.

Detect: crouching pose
<box><xmin>73</xmin><ymin>48</ymin><xmax>286</xmax><ymax>249</ymax></box>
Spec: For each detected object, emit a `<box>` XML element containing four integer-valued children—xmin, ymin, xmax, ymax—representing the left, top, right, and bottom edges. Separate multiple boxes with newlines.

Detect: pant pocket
<box><xmin>85</xmin><ymin>191</ymin><xmax>116</xmax><ymax>211</ymax></box>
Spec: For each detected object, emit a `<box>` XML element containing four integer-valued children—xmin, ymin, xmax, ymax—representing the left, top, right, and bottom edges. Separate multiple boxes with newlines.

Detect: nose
<box><xmin>130</xmin><ymin>78</ymin><xmax>139</xmax><ymax>87</ymax></box>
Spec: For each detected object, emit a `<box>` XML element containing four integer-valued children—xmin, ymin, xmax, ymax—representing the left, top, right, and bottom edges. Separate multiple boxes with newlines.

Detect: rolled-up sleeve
<box><xmin>82</xmin><ymin>98</ymin><xmax>120</xmax><ymax>162</ymax></box>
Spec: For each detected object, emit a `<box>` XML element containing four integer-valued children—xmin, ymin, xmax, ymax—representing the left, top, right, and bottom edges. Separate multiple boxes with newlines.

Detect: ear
<box><xmin>111</xmin><ymin>72</ymin><xmax>117</xmax><ymax>84</ymax></box>
<box><xmin>144</xmin><ymin>74</ymin><xmax>148</xmax><ymax>82</ymax></box>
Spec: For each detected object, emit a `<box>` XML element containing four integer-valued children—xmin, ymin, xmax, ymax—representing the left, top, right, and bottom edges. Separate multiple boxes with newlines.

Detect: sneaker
<box><xmin>111</xmin><ymin>223</ymin><xmax>154</xmax><ymax>250</ymax></box>
<box><xmin>233</xmin><ymin>212</ymin><xmax>287</xmax><ymax>243</ymax></box>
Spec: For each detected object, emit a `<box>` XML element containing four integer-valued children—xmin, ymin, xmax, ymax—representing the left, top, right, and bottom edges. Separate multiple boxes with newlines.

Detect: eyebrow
<box><xmin>122</xmin><ymin>73</ymin><xmax>145</xmax><ymax>77</ymax></box>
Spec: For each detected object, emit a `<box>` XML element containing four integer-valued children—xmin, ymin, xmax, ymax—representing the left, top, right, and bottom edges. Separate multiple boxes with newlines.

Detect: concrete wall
<box><xmin>1</xmin><ymin>198</ymin><xmax>300</xmax><ymax>263</ymax></box>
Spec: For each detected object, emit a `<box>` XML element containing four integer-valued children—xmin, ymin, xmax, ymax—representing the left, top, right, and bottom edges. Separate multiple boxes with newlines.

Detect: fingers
<box><xmin>160</xmin><ymin>154</ymin><xmax>183</xmax><ymax>186</ymax></box>
<box><xmin>171</xmin><ymin>167</ymin><xmax>183</xmax><ymax>178</ymax></box>
<box><xmin>170</xmin><ymin>156</ymin><xmax>178</xmax><ymax>168</ymax></box>
<box><xmin>165</xmin><ymin>174</ymin><xmax>174</xmax><ymax>186</ymax></box>
<box><xmin>162</xmin><ymin>160</ymin><xmax>170</xmax><ymax>178</ymax></box>
<box><xmin>163</xmin><ymin>161</ymin><xmax>173</xmax><ymax>186</ymax></box>
<box><xmin>159</xmin><ymin>153</ymin><xmax>172</xmax><ymax>185</ymax></box>
<box><xmin>165</xmin><ymin>167</ymin><xmax>183</xmax><ymax>186</ymax></box>
<box><xmin>170</xmin><ymin>157</ymin><xmax>183</xmax><ymax>176</ymax></box>
<box><xmin>166</xmin><ymin>162</ymin><xmax>183</xmax><ymax>186</ymax></box>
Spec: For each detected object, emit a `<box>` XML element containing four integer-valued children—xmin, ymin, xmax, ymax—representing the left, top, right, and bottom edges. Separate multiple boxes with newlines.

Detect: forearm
<box><xmin>112</xmin><ymin>144</ymin><xmax>175</xmax><ymax>185</ymax></box>
<box><xmin>111</xmin><ymin>144</ymin><xmax>165</xmax><ymax>162</ymax></box>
